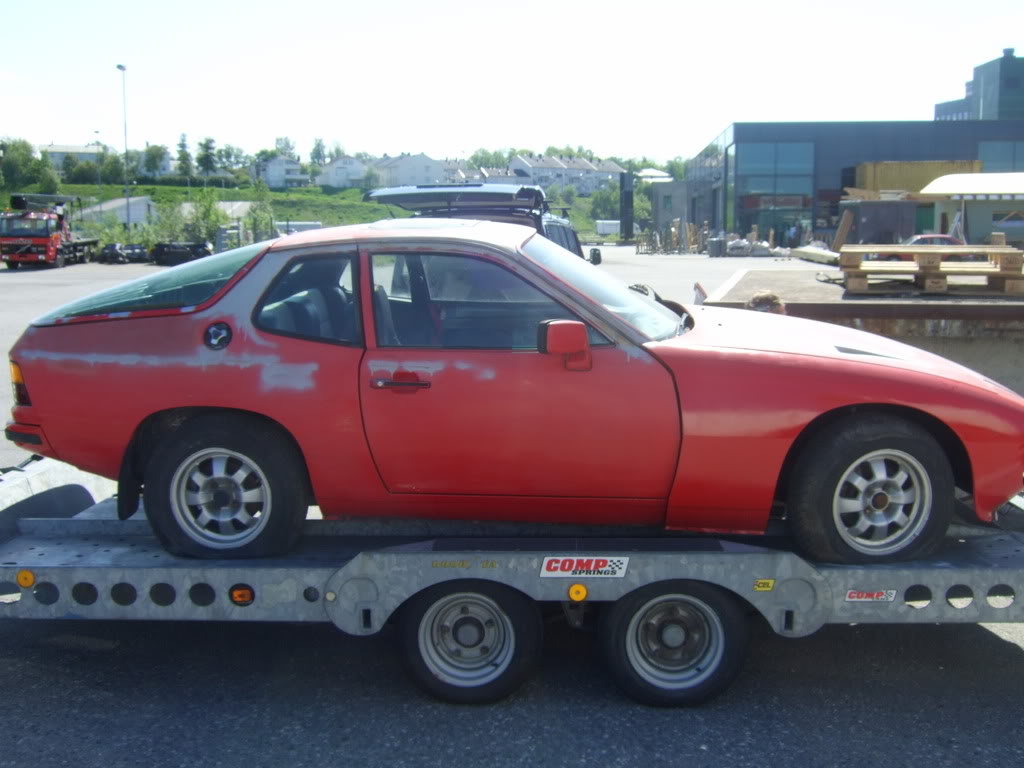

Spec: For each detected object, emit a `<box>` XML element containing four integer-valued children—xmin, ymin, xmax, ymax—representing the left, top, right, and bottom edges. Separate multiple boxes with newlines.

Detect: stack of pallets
<box><xmin>838</xmin><ymin>245</ymin><xmax>1024</xmax><ymax>295</ymax></box>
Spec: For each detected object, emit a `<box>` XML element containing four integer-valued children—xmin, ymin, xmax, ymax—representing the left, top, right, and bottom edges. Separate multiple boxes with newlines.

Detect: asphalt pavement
<box><xmin>1</xmin><ymin>253</ymin><xmax>1022</xmax><ymax>768</ymax></box>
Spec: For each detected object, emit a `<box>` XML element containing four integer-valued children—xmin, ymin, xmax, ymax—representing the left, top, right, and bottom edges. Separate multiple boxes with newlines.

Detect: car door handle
<box><xmin>372</xmin><ymin>378</ymin><xmax>431</xmax><ymax>390</ymax></box>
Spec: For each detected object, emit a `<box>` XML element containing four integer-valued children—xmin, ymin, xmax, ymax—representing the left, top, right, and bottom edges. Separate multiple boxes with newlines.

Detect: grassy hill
<box><xmin>6</xmin><ymin>182</ymin><xmax>614</xmax><ymax>239</ymax></box>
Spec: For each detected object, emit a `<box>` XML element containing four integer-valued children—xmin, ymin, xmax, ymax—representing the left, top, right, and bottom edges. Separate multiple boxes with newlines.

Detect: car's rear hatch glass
<box><xmin>33</xmin><ymin>242</ymin><xmax>267</xmax><ymax>324</ymax></box>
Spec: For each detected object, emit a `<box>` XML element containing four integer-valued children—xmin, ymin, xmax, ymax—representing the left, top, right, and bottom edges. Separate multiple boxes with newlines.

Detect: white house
<box><xmin>251</xmin><ymin>155</ymin><xmax>307</xmax><ymax>188</ymax></box>
<box><xmin>42</xmin><ymin>144</ymin><xmax>106</xmax><ymax>177</ymax></box>
<box><xmin>509</xmin><ymin>155</ymin><xmax>625</xmax><ymax>194</ymax></box>
<box><xmin>443</xmin><ymin>159</ymin><xmax>484</xmax><ymax>183</ymax></box>
<box><xmin>373</xmin><ymin>153</ymin><xmax>444</xmax><ymax>187</ymax></box>
<box><xmin>316</xmin><ymin>155</ymin><xmax>367</xmax><ymax>188</ymax></box>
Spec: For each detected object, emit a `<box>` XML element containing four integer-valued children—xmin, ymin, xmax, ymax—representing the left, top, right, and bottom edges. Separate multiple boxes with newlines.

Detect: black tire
<box><xmin>5</xmin><ymin>261</ymin><xmax>19</xmax><ymax>270</ymax></box>
<box><xmin>142</xmin><ymin>413</ymin><xmax>308</xmax><ymax>558</ymax></box>
<box><xmin>602</xmin><ymin>580</ymin><xmax>748</xmax><ymax>707</ymax></box>
<box><xmin>400</xmin><ymin>580</ymin><xmax>542</xmax><ymax>704</ymax></box>
<box><xmin>788</xmin><ymin>415</ymin><xmax>954</xmax><ymax>564</ymax></box>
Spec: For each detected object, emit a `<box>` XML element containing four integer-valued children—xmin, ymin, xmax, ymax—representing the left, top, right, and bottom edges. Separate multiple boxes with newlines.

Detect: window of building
<box><xmin>979</xmin><ymin>141</ymin><xmax>1024</xmax><ymax>171</ymax></box>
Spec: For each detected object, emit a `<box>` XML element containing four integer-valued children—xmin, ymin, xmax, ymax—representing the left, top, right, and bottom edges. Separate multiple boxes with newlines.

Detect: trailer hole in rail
<box><xmin>33</xmin><ymin>582</ymin><xmax>59</xmax><ymax>605</ymax></box>
<box><xmin>189</xmin><ymin>583</ymin><xmax>215</xmax><ymax>607</ymax></box>
<box><xmin>904</xmin><ymin>585</ymin><xmax>932</xmax><ymax>609</ymax></box>
<box><xmin>72</xmin><ymin>582</ymin><xmax>98</xmax><ymax>606</ymax></box>
<box><xmin>0</xmin><ymin>581</ymin><xmax>20</xmax><ymax>604</ymax></box>
<box><xmin>111</xmin><ymin>583</ymin><xmax>137</xmax><ymax>606</ymax></box>
<box><xmin>303</xmin><ymin>587</ymin><xmax>320</xmax><ymax>603</ymax></box>
<box><xmin>150</xmin><ymin>583</ymin><xmax>176</xmax><ymax>607</ymax></box>
<box><xmin>946</xmin><ymin>585</ymin><xmax>974</xmax><ymax>609</ymax></box>
<box><xmin>986</xmin><ymin>585</ymin><xmax>1015</xmax><ymax>608</ymax></box>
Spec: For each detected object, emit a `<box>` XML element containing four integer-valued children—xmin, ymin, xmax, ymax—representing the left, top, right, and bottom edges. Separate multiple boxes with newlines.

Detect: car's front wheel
<box><xmin>788</xmin><ymin>415</ymin><xmax>954</xmax><ymax>563</ymax></box>
<box><xmin>143</xmin><ymin>414</ymin><xmax>308</xmax><ymax>558</ymax></box>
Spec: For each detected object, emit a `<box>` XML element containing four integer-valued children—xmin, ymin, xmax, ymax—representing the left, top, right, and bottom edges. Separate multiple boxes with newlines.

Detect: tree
<box><xmin>590</xmin><ymin>183</ymin><xmax>619</xmax><ymax>220</ymax></box>
<box><xmin>215</xmin><ymin>145</ymin><xmax>249</xmax><ymax>170</ymax></box>
<box><xmin>469</xmin><ymin>148</ymin><xmax>507</xmax><ymax>169</ymax></box>
<box><xmin>246</xmin><ymin>180</ymin><xmax>274</xmax><ymax>242</ymax></box>
<box><xmin>255</xmin><ymin>148</ymin><xmax>279</xmax><ymax>164</ymax></box>
<box><xmin>61</xmin><ymin>153</ymin><xmax>79</xmax><ymax>179</ymax></box>
<box><xmin>310</xmin><ymin>139</ymin><xmax>327</xmax><ymax>167</ymax></box>
<box><xmin>175</xmin><ymin>134</ymin><xmax>193</xmax><ymax>177</ymax></box>
<box><xmin>185</xmin><ymin>187</ymin><xmax>229</xmax><ymax>243</ymax></box>
<box><xmin>143</xmin><ymin>144</ymin><xmax>169</xmax><ymax>175</ymax></box>
<box><xmin>275</xmin><ymin>137</ymin><xmax>297</xmax><ymax>161</ymax></box>
<box><xmin>561</xmin><ymin>185</ymin><xmax>577</xmax><ymax>206</ymax></box>
<box><xmin>154</xmin><ymin>199</ymin><xmax>187</xmax><ymax>242</ymax></box>
<box><xmin>196</xmin><ymin>137</ymin><xmax>217</xmax><ymax>183</ymax></box>
<box><xmin>0</xmin><ymin>139</ymin><xmax>37</xmax><ymax>189</ymax></box>
<box><xmin>354</xmin><ymin>151</ymin><xmax>374</xmax><ymax>162</ymax></box>
<box><xmin>100</xmin><ymin>154</ymin><xmax>125</xmax><ymax>185</ymax></box>
<box><xmin>36</xmin><ymin>152</ymin><xmax>60</xmax><ymax>193</ymax></box>
<box><xmin>360</xmin><ymin>168</ymin><xmax>381</xmax><ymax>191</ymax></box>
<box><xmin>69</xmin><ymin>161</ymin><xmax>100</xmax><ymax>184</ymax></box>
<box><xmin>666</xmin><ymin>157</ymin><xmax>687</xmax><ymax>181</ymax></box>
<box><xmin>328</xmin><ymin>142</ymin><xmax>345</xmax><ymax>162</ymax></box>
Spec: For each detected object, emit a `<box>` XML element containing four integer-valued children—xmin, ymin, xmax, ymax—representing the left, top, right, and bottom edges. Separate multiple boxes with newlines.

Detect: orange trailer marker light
<box><xmin>568</xmin><ymin>583</ymin><xmax>588</xmax><ymax>602</ymax></box>
<box><xmin>17</xmin><ymin>570</ymin><xmax>35</xmax><ymax>588</ymax></box>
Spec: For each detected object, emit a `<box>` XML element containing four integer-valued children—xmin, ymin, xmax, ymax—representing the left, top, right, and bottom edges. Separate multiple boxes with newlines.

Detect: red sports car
<box><xmin>7</xmin><ymin>219</ymin><xmax>1024</xmax><ymax>563</ymax></box>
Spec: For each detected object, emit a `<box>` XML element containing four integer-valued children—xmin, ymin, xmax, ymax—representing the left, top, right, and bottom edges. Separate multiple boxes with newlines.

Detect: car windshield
<box><xmin>0</xmin><ymin>216</ymin><xmax>52</xmax><ymax>237</ymax></box>
<box><xmin>35</xmin><ymin>242</ymin><xmax>268</xmax><ymax>323</ymax></box>
<box><xmin>521</xmin><ymin>235</ymin><xmax>682</xmax><ymax>341</ymax></box>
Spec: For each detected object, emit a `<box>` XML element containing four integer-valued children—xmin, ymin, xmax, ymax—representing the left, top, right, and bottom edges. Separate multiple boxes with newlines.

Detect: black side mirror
<box><xmin>589</xmin><ymin>248</ymin><xmax>602</xmax><ymax>265</ymax></box>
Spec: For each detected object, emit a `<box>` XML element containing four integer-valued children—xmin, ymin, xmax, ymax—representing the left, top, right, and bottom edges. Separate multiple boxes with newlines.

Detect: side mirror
<box><xmin>538</xmin><ymin>320</ymin><xmax>592</xmax><ymax>371</ymax></box>
<box><xmin>589</xmin><ymin>248</ymin><xmax>602</xmax><ymax>265</ymax></box>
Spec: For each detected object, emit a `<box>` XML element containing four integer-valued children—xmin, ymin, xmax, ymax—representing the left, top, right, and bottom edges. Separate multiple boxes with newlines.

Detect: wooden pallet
<box><xmin>840</xmin><ymin>244</ymin><xmax>1024</xmax><ymax>294</ymax></box>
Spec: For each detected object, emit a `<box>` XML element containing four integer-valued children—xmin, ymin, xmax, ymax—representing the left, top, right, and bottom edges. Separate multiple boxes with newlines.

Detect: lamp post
<box><xmin>116</xmin><ymin>64</ymin><xmax>129</xmax><ymax>233</ymax></box>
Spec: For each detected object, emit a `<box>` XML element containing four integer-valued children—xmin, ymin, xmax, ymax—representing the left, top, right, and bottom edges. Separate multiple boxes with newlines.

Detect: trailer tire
<box><xmin>602</xmin><ymin>580</ymin><xmax>748</xmax><ymax>707</ymax></box>
<box><xmin>788</xmin><ymin>415</ymin><xmax>953</xmax><ymax>564</ymax></box>
<box><xmin>143</xmin><ymin>414</ymin><xmax>308</xmax><ymax>558</ymax></box>
<box><xmin>401</xmin><ymin>580</ymin><xmax>542</xmax><ymax>704</ymax></box>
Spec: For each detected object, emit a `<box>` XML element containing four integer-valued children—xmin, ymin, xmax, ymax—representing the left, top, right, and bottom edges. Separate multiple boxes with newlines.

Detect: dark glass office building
<box><xmin>687</xmin><ymin>120</ymin><xmax>1024</xmax><ymax>240</ymax></box>
<box><xmin>935</xmin><ymin>48</ymin><xmax>1024</xmax><ymax>121</ymax></box>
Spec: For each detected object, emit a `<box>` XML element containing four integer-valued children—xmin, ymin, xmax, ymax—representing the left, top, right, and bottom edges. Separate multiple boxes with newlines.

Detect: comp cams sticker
<box><xmin>540</xmin><ymin>556</ymin><xmax>629</xmax><ymax>578</ymax></box>
<box><xmin>845</xmin><ymin>589</ymin><xmax>897</xmax><ymax>602</ymax></box>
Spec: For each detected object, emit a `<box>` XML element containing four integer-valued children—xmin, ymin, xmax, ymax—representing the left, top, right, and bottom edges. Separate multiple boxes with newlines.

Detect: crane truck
<box><xmin>0</xmin><ymin>194</ymin><xmax>98</xmax><ymax>269</ymax></box>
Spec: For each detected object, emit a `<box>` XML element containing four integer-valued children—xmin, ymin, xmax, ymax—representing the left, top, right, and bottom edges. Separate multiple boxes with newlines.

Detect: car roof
<box><xmin>367</xmin><ymin>184</ymin><xmax>546</xmax><ymax>213</ymax></box>
<box><xmin>268</xmin><ymin>217</ymin><xmax>538</xmax><ymax>252</ymax></box>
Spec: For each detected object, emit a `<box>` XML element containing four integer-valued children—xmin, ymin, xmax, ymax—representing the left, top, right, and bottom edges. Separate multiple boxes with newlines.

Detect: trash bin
<box><xmin>707</xmin><ymin>238</ymin><xmax>725</xmax><ymax>258</ymax></box>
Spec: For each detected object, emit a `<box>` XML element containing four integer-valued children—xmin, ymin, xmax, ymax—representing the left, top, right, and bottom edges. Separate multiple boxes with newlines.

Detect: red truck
<box><xmin>0</xmin><ymin>194</ymin><xmax>98</xmax><ymax>269</ymax></box>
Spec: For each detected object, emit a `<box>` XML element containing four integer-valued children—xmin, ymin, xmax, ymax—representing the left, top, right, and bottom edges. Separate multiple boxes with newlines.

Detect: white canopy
<box><xmin>921</xmin><ymin>172</ymin><xmax>1024</xmax><ymax>198</ymax></box>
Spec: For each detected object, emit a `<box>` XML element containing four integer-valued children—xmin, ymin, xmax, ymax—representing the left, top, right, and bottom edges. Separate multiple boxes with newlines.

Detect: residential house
<box><xmin>443</xmin><ymin>159</ymin><xmax>484</xmax><ymax>183</ymax></box>
<box><xmin>509</xmin><ymin>154</ymin><xmax>625</xmax><ymax>195</ymax></box>
<box><xmin>479</xmin><ymin>167</ymin><xmax>521</xmax><ymax>184</ymax></box>
<box><xmin>316</xmin><ymin>155</ymin><xmax>367</xmax><ymax>188</ymax></box>
<box><xmin>373</xmin><ymin>153</ymin><xmax>444</xmax><ymax>187</ymax></box>
<box><xmin>250</xmin><ymin>155</ymin><xmax>307</xmax><ymax>188</ymax></box>
<box><xmin>42</xmin><ymin>144</ymin><xmax>106</xmax><ymax>178</ymax></box>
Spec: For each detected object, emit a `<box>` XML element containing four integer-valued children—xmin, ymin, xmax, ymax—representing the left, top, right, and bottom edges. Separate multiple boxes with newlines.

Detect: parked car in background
<box><xmin>368</xmin><ymin>183</ymin><xmax>602</xmax><ymax>264</ymax></box>
<box><xmin>97</xmin><ymin>243</ymin><xmax>126</xmax><ymax>264</ymax></box>
<box><xmin>122</xmin><ymin>244</ymin><xmax>150</xmax><ymax>263</ymax></box>
<box><xmin>150</xmin><ymin>242</ymin><xmax>213</xmax><ymax>266</ymax></box>
<box><xmin>7</xmin><ymin>220</ymin><xmax>1024</xmax><ymax>564</ymax></box>
<box><xmin>866</xmin><ymin>234</ymin><xmax>983</xmax><ymax>262</ymax></box>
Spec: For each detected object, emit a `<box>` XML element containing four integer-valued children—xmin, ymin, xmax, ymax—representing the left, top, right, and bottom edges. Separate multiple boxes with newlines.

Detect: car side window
<box><xmin>545</xmin><ymin>224</ymin><xmax>569</xmax><ymax>250</ymax></box>
<box><xmin>370</xmin><ymin>252</ymin><xmax>609</xmax><ymax>350</ymax></box>
<box><xmin>255</xmin><ymin>254</ymin><xmax>361</xmax><ymax>344</ymax></box>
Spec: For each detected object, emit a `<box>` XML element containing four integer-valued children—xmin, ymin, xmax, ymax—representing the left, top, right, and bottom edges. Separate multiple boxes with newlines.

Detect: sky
<box><xmin>2</xmin><ymin>0</ymin><xmax>1021</xmax><ymax>165</ymax></box>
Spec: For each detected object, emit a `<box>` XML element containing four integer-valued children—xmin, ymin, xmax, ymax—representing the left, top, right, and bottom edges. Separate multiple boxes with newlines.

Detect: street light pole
<box><xmin>116</xmin><ymin>64</ymin><xmax>129</xmax><ymax>234</ymax></box>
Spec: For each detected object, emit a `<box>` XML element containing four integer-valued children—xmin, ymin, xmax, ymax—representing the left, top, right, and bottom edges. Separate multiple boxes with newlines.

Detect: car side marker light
<box><xmin>17</xmin><ymin>570</ymin><xmax>35</xmax><ymax>588</ymax></box>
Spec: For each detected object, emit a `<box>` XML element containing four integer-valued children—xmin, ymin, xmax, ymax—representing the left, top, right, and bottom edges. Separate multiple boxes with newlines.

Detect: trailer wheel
<box><xmin>602</xmin><ymin>580</ymin><xmax>748</xmax><ymax>707</ymax></box>
<box><xmin>143</xmin><ymin>414</ymin><xmax>308</xmax><ymax>558</ymax></box>
<box><xmin>788</xmin><ymin>415</ymin><xmax>953</xmax><ymax>564</ymax></box>
<box><xmin>401</xmin><ymin>581</ymin><xmax>541</xmax><ymax>704</ymax></box>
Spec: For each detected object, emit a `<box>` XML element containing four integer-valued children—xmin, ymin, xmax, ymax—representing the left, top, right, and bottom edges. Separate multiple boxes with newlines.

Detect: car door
<box><xmin>358</xmin><ymin>246</ymin><xmax>680</xmax><ymax>509</ymax></box>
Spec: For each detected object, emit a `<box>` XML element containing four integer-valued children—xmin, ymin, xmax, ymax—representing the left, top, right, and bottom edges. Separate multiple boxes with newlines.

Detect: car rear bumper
<box><xmin>4</xmin><ymin>422</ymin><xmax>52</xmax><ymax>454</ymax></box>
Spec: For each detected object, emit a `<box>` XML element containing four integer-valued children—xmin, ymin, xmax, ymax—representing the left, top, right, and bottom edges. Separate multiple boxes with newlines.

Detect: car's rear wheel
<box><xmin>143</xmin><ymin>414</ymin><xmax>308</xmax><ymax>558</ymax></box>
<box><xmin>400</xmin><ymin>581</ymin><xmax>541</xmax><ymax>704</ymax></box>
<box><xmin>602</xmin><ymin>580</ymin><xmax>748</xmax><ymax>706</ymax></box>
<box><xmin>788</xmin><ymin>415</ymin><xmax>954</xmax><ymax>563</ymax></box>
